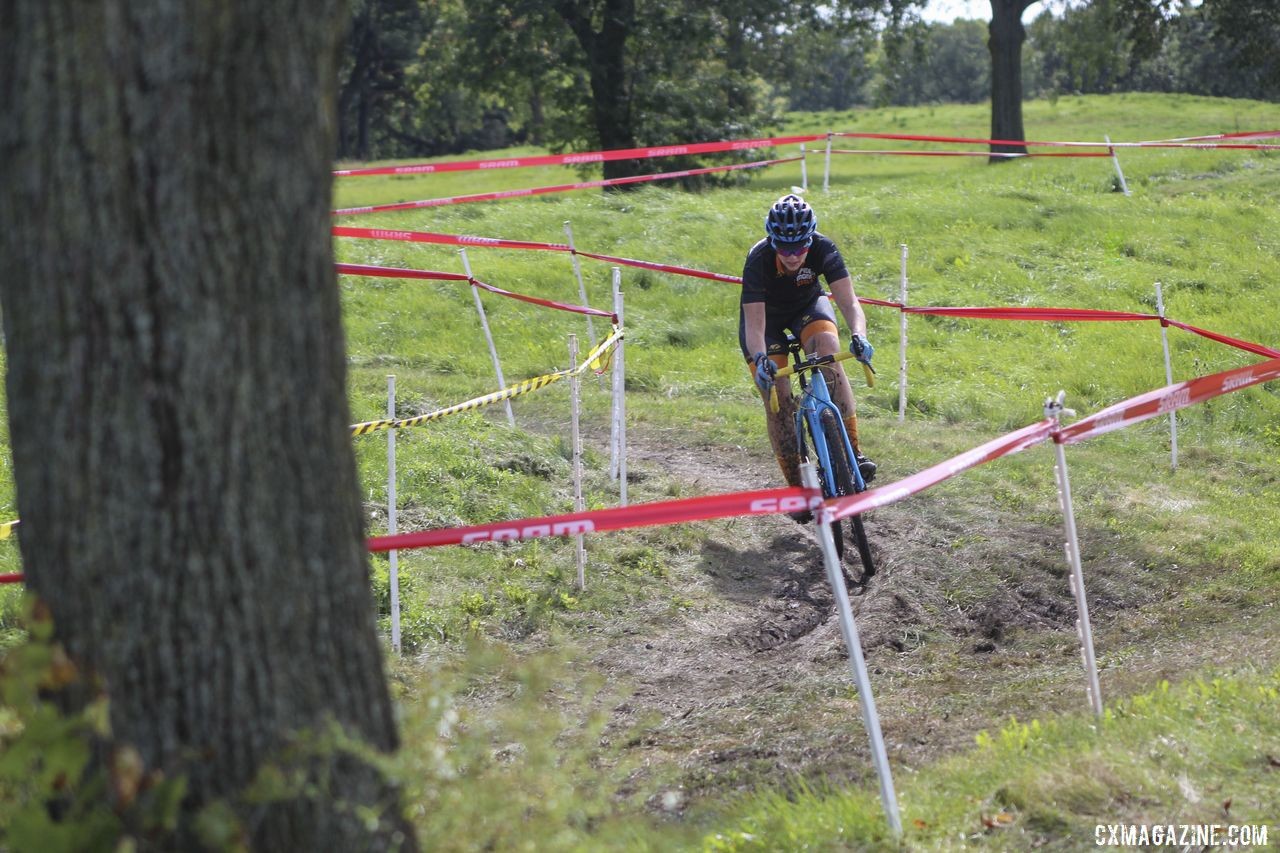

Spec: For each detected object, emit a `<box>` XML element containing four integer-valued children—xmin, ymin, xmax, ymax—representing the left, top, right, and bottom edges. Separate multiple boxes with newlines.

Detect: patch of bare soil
<box><xmin>569</xmin><ymin>425</ymin><xmax>1280</xmax><ymax>817</ymax></box>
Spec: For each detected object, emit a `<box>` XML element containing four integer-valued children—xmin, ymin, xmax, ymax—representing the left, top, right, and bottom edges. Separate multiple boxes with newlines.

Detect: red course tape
<box><xmin>332</xmin><ymin>157</ymin><xmax>798</xmax><ymax>216</ymax></box>
<box><xmin>1057</xmin><ymin>356</ymin><xmax>1280</xmax><ymax>445</ymax></box>
<box><xmin>826</xmin><ymin>419</ymin><xmax>1057</xmax><ymax>523</ymax></box>
<box><xmin>333</xmin><ymin>135</ymin><xmax>825</xmax><ymax>177</ymax></box>
<box><xmin>368</xmin><ymin>487</ymin><xmax>822</xmax><ymax>551</ymax></box>
<box><xmin>336</xmin><ymin>263</ymin><xmax>617</xmax><ymax>321</ymax></box>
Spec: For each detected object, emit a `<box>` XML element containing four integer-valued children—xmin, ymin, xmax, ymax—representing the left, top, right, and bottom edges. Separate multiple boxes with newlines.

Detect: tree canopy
<box><xmin>333</xmin><ymin>0</ymin><xmax>1276</xmax><ymax>168</ymax></box>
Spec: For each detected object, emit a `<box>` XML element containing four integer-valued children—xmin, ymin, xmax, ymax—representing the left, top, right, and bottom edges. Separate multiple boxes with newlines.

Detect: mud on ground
<box><xmin>552</xmin><ymin>426</ymin><xmax>1280</xmax><ymax>817</ymax></box>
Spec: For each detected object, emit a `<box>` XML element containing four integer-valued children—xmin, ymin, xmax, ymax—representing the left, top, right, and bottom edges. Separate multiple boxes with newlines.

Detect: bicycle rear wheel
<box><xmin>820</xmin><ymin>412</ymin><xmax>875</xmax><ymax>580</ymax></box>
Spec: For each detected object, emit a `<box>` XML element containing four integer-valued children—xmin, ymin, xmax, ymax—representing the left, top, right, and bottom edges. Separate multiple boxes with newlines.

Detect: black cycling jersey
<box><xmin>740</xmin><ymin>233</ymin><xmax>849</xmax><ymax>315</ymax></box>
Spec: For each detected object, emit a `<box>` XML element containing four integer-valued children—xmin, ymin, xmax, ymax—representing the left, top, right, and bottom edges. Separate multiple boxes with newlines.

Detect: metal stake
<box><xmin>569</xmin><ymin>334</ymin><xmax>586</xmax><ymax>589</ymax></box>
<box><xmin>460</xmin><ymin>248</ymin><xmax>515</xmax><ymax>426</ymax></box>
<box><xmin>1154</xmin><ymin>281</ymin><xmax>1178</xmax><ymax>471</ymax></box>
<box><xmin>801</xmin><ymin>463</ymin><xmax>902</xmax><ymax>838</ymax></box>
<box><xmin>387</xmin><ymin>375</ymin><xmax>401</xmax><ymax>654</ymax></box>
<box><xmin>611</xmin><ymin>268</ymin><xmax>628</xmax><ymax>506</ymax></box>
<box><xmin>823</xmin><ymin>133</ymin><xmax>833</xmax><ymax>193</ymax></box>
<box><xmin>1046</xmin><ymin>392</ymin><xmax>1104</xmax><ymax>717</ymax></box>
<box><xmin>898</xmin><ymin>243</ymin><xmax>909</xmax><ymax>423</ymax></box>
<box><xmin>1107</xmin><ymin>134</ymin><xmax>1131</xmax><ymax>197</ymax></box>
<box><xmin>563</xmin><ymin>221</ymin><xmax>600</xmax><ymax>359</ymax></box>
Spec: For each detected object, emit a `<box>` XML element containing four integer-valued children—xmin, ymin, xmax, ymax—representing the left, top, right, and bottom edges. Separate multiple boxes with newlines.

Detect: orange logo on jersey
<box><xmin>794</xmin><ymin>268</ymin><xmax>817</xmax><ymax>287</ymax></box>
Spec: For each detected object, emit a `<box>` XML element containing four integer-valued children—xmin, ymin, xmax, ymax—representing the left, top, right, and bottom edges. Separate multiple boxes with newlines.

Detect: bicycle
<box><xmin>770</xmin><ymin>335</ymin><xmax>876</xmax><ymax>583</ymax></box>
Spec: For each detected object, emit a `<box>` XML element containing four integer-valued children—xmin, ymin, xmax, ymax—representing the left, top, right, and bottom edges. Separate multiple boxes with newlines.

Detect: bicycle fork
<box><xmin>794</xmin><ymin>370</ymin><xmax>866</xmax><ymax>497</ymax></box>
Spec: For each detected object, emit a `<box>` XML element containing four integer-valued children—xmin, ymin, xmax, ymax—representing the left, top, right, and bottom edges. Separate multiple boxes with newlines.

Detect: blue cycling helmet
<box><xmin>764</xmin><ymin>194</ymin><xmax>817</xmax><ymax>245</ymax></box>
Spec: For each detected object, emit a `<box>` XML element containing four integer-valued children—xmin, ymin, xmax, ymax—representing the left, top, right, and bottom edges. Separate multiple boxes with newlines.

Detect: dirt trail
<box><xmin>571</xmin><ymin>425</ymin><xmax>1280</xmax><ymax>813</ymax></box>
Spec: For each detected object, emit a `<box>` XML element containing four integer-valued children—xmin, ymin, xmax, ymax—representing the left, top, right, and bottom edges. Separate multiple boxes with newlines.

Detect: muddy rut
<box><xmin>569</xmin><ymin>426</ymin><xmax>1280</xmax><ymax>813</ymax></box>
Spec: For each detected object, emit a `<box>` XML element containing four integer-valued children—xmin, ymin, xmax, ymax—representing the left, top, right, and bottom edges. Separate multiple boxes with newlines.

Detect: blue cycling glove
<box><xmin>850</xmin><ymin>334</ymin><xmax>874</xmax><ymax>364</ymax></box>
<box><xmin>753</xmin><ymin>352</ymin><xmax>777</xmax><ymax>392</ymax></box>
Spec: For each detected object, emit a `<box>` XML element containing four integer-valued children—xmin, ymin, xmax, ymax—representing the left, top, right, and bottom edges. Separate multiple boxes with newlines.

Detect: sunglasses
<box><xmin>772</xmin><ymin>239</ymin><xmax>811</xmax><ymax>257</ymax></box>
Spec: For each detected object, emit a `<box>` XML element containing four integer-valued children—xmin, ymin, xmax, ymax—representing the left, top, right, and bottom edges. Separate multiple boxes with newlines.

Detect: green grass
<box><xmin>705</xmin><ymin>669</ymin><xmax>1280</xmax><ymax>851</ymax></box>
<box><xmin>332</xmin><ymin>93</ymin><xmax>1280</xmax><ymax>848</ymax></box>
<box><xmin>5</xmin><ymin>94</ymin><xmax>1280</xmax><ymax>848</ymax></box>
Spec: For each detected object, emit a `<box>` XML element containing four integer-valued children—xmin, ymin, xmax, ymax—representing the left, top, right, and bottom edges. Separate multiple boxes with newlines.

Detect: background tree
<box><xmin>1119</xmin><ymin>0</ymin><xmax>1280</xmax><ymax>101</ymax></box>
<box><xmin>876</xmin><ymin>18</ymin><xmax>989</xmax><ymax>106</ymax></box>
<box><xmin>987</xmin><ymin>0</ymin><xmax>1041</xmax><ymax>159</ymax></box>
<box><xmin>1202</xmin><ymin>0</ymin><xmax>1280</xmax><ymax>97</ymax></box>
<box><xmin>338</xmin><ymin>0</ymin><xmax>428</xmax><ymax>160</ymax></box>
<box><xmin>1019</xmin><ymin>0</ymin><xmax>1280</xmax><ymax>103</ymax></box>
<box><xmin>455</xmin><ymin>0</ymin><xmax>923</xmax><ymax>181</ymax></box>
<box><xmin>1025</xmin><ymin>0</ymin><xmax>1133</xmax><ymax>95</ymax></box>
<box><xmin>0</xmin><ymin>2</ymin><xmax>416</xmax><ymax>848</ymax></box>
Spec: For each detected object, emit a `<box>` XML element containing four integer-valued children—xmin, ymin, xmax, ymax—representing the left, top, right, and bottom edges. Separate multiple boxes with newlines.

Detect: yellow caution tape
<box><xmin>350</xmin><ymin>418</ymin><xmax>399</xmax><ymax>436</ymax></box>
<box><xmin>397</xmin><ymin>371</ymin><xmax>568</xmax><ymax>429</ymax></box>
<box><xmin>0</xmin><ymin>520</ymin><xmax>19</xmax><ymax>539</ymax></box>
<box><xmin>581</xmin><ymin>325</ymin><xmax>623</xmax><ymax>375</ymax></box>
<box><xmin>350</xmin><ymin>326</ymin><xmax>625</xmax><ymax>437</ymax></box>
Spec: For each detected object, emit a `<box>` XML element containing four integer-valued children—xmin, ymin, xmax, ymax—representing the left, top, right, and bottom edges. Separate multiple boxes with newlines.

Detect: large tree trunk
<box><xmin>558</xmin><ymin>0</ymin><xmax>641</xmax><ymax>182</ymax></box>
<box><xmin>0</xmin><ymin>2</ymin><xmax>416</xmax><ymax>849</ymax></box>
<box><xmin>988</xmin><ymin>0</ymin><xmax>1035</xmax><ymax>162</ymax></box>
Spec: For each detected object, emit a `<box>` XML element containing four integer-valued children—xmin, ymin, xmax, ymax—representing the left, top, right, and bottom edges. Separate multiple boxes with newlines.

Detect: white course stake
<box><xmin>1154</xmin><ymin>281</ymin><xmax>1178</xmax><ymax>471</ymax></box>
<box><xmin>898</xmin><ymin>243</ymin><xmax>909</xmax><ymax>423</ymax></box>
<box><xmin>800</xmin><ymin>143</ymin><xmax>809</xmax><ymax>191</ymax></box>
<box><xmin>387</xmin><ymin>375</ymin><xmax>401</xmax><ymax>654</ymax></box>
<box><xmin>611</xmin><ymin>268</ymin><xmax>628</xmax><ymax>506</ymax></box>
<box><xmin>802</xmin><ymin>464</ymin><xmax>902</xmax><ymax>839</ymax></box>
<box><xmin>823</xmin><ymin>133</ymin><xmax>833</xmax><ymax>193</ymax></box>
<box><xmin>1106</xmin><ymin>134</ymin><xmax>1131</xmax><ymax>197</ymax></box>
<box><xmin>569</xmin><ymin>334</ymin><xmax>587</xmax><ymax>590</ymax></box>
<box><xmin>460</xmin><ymin>248</ymin><xmax>515</xmax><ymax>427</ymax></box>
<box><xmin>1046</xmin><ymin>392</ymin><xmax>1104</xmax><ymax>717</ymax></box>
<box><xmin>563</xmin><ymin>221</ymin><xmax>600</xmax><ymax>358</ymax></box>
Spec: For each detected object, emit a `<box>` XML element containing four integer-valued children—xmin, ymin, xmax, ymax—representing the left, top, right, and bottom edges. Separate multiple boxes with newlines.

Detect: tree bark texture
<box><xmin>0</xmin><ymin>3</ymin><xmax>416</xmax><ymax>849</ymax></box>
<box><xmin>988</xmin><ymin>0</ymin><xmax>1035</xmax><ymax>161</ymax></box>
<box><xmin>558</xmin><ymin>0</ymin><xmax>642</xmax><ymax>182</ymax></box>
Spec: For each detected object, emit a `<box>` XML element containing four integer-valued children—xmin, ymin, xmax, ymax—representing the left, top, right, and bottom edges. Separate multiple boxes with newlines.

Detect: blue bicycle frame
<box><xmin>794</xmin><ymin>365</ymin><xmax>867</xmax><ymax>498</ymax></box>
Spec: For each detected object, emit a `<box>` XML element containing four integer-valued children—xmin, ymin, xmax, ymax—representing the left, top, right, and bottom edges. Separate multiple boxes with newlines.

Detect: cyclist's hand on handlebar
<box><xmin>850</xmin><ymin>334</ymin><xmax>874</xmax><ymax>364</ymax></box>
<box><xmin>753</xmin><ymin>352</ymin><xmax>777</xmax><ymax>392</ymax></box>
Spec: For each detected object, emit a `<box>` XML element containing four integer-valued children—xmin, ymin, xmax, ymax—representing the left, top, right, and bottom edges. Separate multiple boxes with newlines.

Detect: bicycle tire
<box><xmin>799</xmin><ymin>417</ymin><xmax>844</xmax><ymax>560</ymax></box>
<box><xmin>820</xmin><ymin>411</ymin><xmax>875</xmax><ymax>579</ymax></box>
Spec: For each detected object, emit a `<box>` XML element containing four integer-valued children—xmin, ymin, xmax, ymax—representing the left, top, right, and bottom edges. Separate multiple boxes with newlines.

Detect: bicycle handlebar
<box><xmin>769</xmin><ymin>350</ymin><xmax>876</xmax><ymax>413</ymax></box>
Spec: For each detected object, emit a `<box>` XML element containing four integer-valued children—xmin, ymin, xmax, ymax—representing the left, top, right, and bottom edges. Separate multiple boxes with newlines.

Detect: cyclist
<box><xmin>740</xmin><ymin>193</ymin><xmax>876</xmax><ymax>506</ymax></box>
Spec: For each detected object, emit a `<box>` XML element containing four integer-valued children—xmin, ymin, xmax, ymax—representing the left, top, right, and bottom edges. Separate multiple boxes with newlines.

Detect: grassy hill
<box><xmin>4</xmin><ymin>94</ymin><xmax>1280</xmax><ymax>849</ymax></box>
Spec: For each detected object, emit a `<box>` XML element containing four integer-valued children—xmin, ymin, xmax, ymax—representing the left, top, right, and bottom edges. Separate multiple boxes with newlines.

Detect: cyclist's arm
<box><xmin>828</xmin><ymin>276</ymin><xmax>867</xmax><ymax>338</ymax></box>
<box><xmin>743</xmin><ymin>301</ymin><xmax>768</xmax><ymax>357</ymax></box>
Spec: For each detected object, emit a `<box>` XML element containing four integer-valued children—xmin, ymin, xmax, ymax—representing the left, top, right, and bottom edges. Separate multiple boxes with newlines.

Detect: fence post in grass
<box><xmin>460</xmin><ymin>248</ymin><xmax>515</xmax><ymax>427</ymax></box>
<box><xmin>823</xmin><ymin>132</ymin><xmax>833</xmax><ymax>193</ymax></box>
<box><xmin>802</xmin><ymin>463</ymin><xmax>902</xmax><ymax>839</ymax></box>
<box><xmin>799</xmin><ymin>143</ymin><xmax>808</xmax><ymax>191</ymax></box>
<box><xmin>610</xmin><ymin>267</ymin><xmax>628</xmax><ymax>506</ymax></box>
<box><xmin>898</xmin><ymin>243</ymin><xmax>909</xmax><ymax>424</ymax></box>
<box><xmin>1154</xmin><ymin>281</ymin><xmax>1178</xmax><ymax>471</ymax></box>
<box><xmin>563</xmin><ymin>221</ymin><xmax>600</xmax><ymax>364</ymax></box>
<box><xmin>569</xmin><ymin>334</ymin><xmax>587</xmax><ymax>590</ymax></box>
<box><xmin>387</xmin><ymin>374</ymin><xmax>401</xmax><ymax>654</ymax></box>
<box><xmin>1106</xmin><ymin>134</ymin><xmax>1131</xmax><ymax>197</ymax></box>
<box><xmin>1046</xmin><ymin>392</ymin><xmax>1104</xmax><ymax>718</ymax></box>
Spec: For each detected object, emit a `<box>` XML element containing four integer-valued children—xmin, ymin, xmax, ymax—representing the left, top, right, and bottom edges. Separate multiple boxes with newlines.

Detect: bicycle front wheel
<box><xmin>820</xmin><ymin>411</ymin><xmax>875</xmax><ymax>579</ymax></box>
